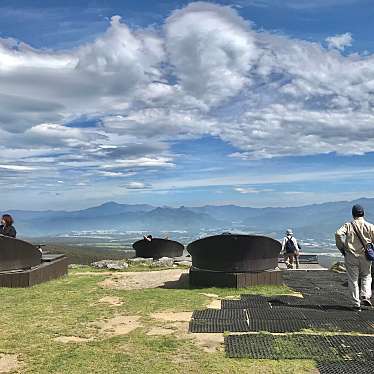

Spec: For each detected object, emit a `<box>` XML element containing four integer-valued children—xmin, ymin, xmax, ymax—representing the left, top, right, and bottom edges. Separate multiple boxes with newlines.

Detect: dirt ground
<box><xmin>99</xmin><ymin>269</ymin><xmax>189</xmax><ymax>290</ymax></box>
<box><xmin>0</xmin><ymin>354</ymin><xmax>21</xmax><ymax>373</ymax></box>
<box><xmin>150</xmin><ymin>312</ymin><xmax>193</xmax><ymax>322</ymax></box>
<box><xmin>63</xmin><ymin>270</ymin><xmax>225</xmax><ymax>353</ymax></box>
<box><xmin>97</xmin><ymin>296</ymin><xmax>123</xmax><ymax>306</ymax></box>
<box><xmin>94</xmin><ymin>315</ymin><xmax>142</xmax><ymax>337</ymax></box>
<box><xmin>54</xmin><ymin>336</ymin><xmax>94</xmax><ymax>343</ymax></box>
<box><xmin>150</xmin><ymin>312</ymin><xmax>223</xmax><ymax>353</ymax></box>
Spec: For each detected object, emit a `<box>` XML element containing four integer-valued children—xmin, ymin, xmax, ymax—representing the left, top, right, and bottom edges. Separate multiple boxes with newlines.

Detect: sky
<box><xmin>1</xmin><ymin>0</ymin><xmax>374</xmax><ymax>210</ymax></box>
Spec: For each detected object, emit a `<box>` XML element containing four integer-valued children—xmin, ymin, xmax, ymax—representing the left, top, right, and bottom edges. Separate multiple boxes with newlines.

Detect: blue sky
<box><xmin>1</xmin><ymin>0</ymin><xmax>374</xmax><ymax>210</ymax></box>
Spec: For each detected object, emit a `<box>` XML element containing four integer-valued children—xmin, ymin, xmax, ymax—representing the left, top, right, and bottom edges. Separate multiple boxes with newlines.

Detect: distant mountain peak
<box><xmin>100</xmin><ymin>200</ymin><xmax>120</xmax><ymax>206</ymax></box>
<box><xmin>99</xmin><ymin>201</ymin><xmax>121</xmax><ymax>207</ymax></box>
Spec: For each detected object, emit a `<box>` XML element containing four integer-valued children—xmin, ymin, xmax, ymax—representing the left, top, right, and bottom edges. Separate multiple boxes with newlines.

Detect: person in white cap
<box><xmin>281</xmin><ymin>229</ymin><xmax>301</xmax><ymax>269</ymax></box>
<box><xmin>335</xmin><ymin>204</ymin><xmax>374</xmax><ymax>311</ymax></box>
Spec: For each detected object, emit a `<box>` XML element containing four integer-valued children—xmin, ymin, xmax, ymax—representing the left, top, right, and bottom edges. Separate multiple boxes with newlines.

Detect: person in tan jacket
<box><xmin>335</xmin><ymin>204</ymin><xmax>374</xmax><ymax>310</ymax></box>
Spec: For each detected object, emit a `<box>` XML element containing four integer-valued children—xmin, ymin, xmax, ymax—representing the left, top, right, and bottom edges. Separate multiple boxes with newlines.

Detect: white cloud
<box><xmin>0</xmin><ymin>164</ymin><xmax>36</xmax><ymax>171</ymax></box>
<box><xmin>125</xmin><ymin>181</ymin><xmax>150</xmax><ymax>189</ymax></box>
<box><xmin>98</xmin><ymin>171</ymin><xmax>136</xmax><ymax>177</ymax></box>
<box><xmin>165</xmin><ymin>2</ymin><xmax>257</xmax><ymax>106</ymax></box>
<box><xmin>326</xmin><ymin>32</ymin><xmax>353</xmax><ymax>51</ymax></box>
<box><xmin>1</xmin><ymin>1</ymin><xmax>374</xmax><ymax>196</ymax></box>
<box><xmin>234</xmin><ymin>187</ymin><xmax>273</xmax><ymax>194</ymax></box>
<box><xmin>101</xmin><ymin>157</ymin><xmax>175</xmax><ymax>169</ymax></box>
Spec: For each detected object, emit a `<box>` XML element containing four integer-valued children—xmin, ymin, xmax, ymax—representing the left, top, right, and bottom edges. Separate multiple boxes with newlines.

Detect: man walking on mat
<box><xmin>281</xmin><ymin>229</ymin><xmax>301</xmax><ymax>269</ymax></box>
<box><xmin>335</xmin><ymin>204</ymin><xmax>374</xmax><ymax>311</ymax></box>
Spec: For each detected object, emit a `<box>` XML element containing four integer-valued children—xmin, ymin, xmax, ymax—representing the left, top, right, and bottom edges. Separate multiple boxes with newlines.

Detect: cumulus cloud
<box><xmin>165</xmin><ymin>2</ymin><xmax>257</xmax><ymax>106</ymax></box>
<box><xmin>326</xmin><ymin>32</ymin><xmax>353</xmax><ymax>51</ymax></box>
<box><xmin>0</xmin><ymin>15</ymin><xmax>164</xmax><ymax>133</ymax></box>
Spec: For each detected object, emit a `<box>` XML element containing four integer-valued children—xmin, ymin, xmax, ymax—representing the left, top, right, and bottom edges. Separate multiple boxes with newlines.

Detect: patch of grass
<box><xmin>0</xmin><ymin>270</ymin><xmax>318</xmax><ymax>373</ymax></box>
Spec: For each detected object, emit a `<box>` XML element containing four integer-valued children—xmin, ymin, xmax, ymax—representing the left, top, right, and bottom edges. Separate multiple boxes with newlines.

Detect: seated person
<box><xmin>0</xmin><ymin>214</ymin><xmax>16</xmax><ymax>238</ymax></box>
<box><xmin>143</xmin><ymin>234</ymin><xmax>153</xmax><ymax>242</ymax></box>
<box><xmin>143</xmin><ymin>234</ymin><xmax>170</xmax><ymax>241</ymax></box>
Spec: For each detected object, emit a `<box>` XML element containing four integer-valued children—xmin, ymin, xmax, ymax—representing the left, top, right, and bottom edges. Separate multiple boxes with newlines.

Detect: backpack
<box><xmin>285</xmin><ymin>237</ymin><xmax>297</xmax><ymax>253</ymax></box>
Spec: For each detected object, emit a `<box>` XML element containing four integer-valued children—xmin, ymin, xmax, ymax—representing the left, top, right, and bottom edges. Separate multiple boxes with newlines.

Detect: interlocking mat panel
<box><xmin>317</xmin><ymin>361</ymin><xmax>374</xmax><ymax>374</ymax></box>
<box><xmin>225</xmin><ymin>334</ymin><xmax>374</xmax><ymax>361</ymax></box>
<box><xmin>190</xmin><ymin>270</ymin><xmax>374</xmax><ymax>372</ymax></box>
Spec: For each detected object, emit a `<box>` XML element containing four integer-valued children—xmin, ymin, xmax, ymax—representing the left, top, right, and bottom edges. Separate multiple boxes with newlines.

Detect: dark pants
<box><xmin>284</xmin><ymin>252</ymin><xmax>299</xmax><ymax>269</ymax></box>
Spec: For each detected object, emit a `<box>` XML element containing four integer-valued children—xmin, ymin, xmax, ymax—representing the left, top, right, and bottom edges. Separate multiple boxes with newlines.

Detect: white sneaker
<box><xmin>361</xmin><ymin>298</ymin><xmax>372</xmax><ymax>307</ymax></box>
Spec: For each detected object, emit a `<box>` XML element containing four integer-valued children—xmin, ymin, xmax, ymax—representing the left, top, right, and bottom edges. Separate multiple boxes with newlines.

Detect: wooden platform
<box><xmin>189</xmin><ymin>267</ymin><xmax>282</xmax><ymax>288</ymax></box>
<box><xmin>0</xmin><ymin>254</ymin><xmax>68</xmax><ymax>288</ymax></box>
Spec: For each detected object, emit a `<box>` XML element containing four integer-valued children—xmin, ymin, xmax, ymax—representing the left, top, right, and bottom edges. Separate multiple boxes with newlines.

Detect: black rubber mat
<box><xmin>317</xmin><ymin>361</ymin><xmax>374</xmax><ymax>374</ymax></box>
<box><xmin>303</xmin><ymin>296</ymin><xmax>338</xmax><ymax>305</ymax></box>
<box><xmin>247</xmin><ymin>307</ymin><xmax>307</xmax><ymax>320</ymax></box>
<box><xmin>359</xmin><ymin>310</ymin><xmax>374</xmax><ymax>320</ymax></box>
<box><xmin>268</xmin><ymin>295</ymin><xmax>308</xmax><ymax>306</ymax></box>
<box><xmin>221</xmin><ymin>299</ymin><xmax>270</xmax><ymax>309</ymax></box>
<box><xmin>240</xmin><ymin>294</ymin><xmax>270</xmax><ymax>308</ymax></box>
<box><xmin>240</xmin><ymin>294</ymin><xmax>268</xmax><ymax>301</ymax></box>
<box><xmin>225</xmin><ymin>334</ymin><xmax>339</xmax><ymax>360</ymax></box>
<box><xmin>189</xmin><ymin>319</ymin><xmax>249</xmax><ymax>333</ymax></box>
<box><xmin>247</xmin><ymin>319</ymin><xmax>308</xmax><ymax>333</ymax></box>
<box><xmin>310</xmin><ymin>294</ymin><xmax>351</xmax><ymax>303</ymax></box>
<box><xmin>225</xmin><ymin>334</ymin><xmax>277</xmax><ymax>359</ymax></box>
<box><xmin>276</xmin><ymin>335</ymin><xmax>340</xmax><ymax>360</ymax></box>
<box><xmin>308</xmin><ymin>319</ymin><xmax>374</xmax><ymax>333</ymax></box>
<box><xmin>301</xmin><ymin>310</ymin><xmax>361</xmax><ymax>320</ymax></box>
<box><xmin>239</xmin><ymin>294</ymin><xmax>270</xmax><ymax>307</ymax></box>
<box><xmin>192</xmin><ymin>309</ymin><xmax>247</xmax><ymax>320</ymax></box>
<box><xmin>321</xmin><ymin>304</ymin><xmax>356</xmax><ymax>311</ymax></box>
<box><xmin>326</xmin><ymin>335</ymin><xmax>374</xmax><ymax>361</ymax></box>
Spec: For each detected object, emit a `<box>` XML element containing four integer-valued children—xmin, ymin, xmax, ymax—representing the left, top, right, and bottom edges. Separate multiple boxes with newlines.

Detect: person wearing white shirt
<box><xmin>335</xmin><ymin>204</ymin><xmax>374</xmax><ymax>310</ymax></box>
<box><xmin>281</xmin><ymin>229</ymin><xmax>301</xmax><ymax>269</ymax></box>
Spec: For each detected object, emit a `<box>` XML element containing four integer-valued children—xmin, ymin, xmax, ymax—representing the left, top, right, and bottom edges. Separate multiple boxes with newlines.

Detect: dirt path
<box><xmin>0</xmin><ymin>354</ymin><xmax>21</xmax><ymax>373</ymax></box>
<box><xmin>99</xmin><ymin>269</ymin><xmax>188</xmax><ymax>290</ymax></box>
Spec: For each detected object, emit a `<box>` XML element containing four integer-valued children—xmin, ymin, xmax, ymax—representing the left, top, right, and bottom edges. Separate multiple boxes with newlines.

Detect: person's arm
<box><xmin>11</xmin><ymin>227</ymin><xmax>16</xmax><ymax>238</ymax></box>
<box><xmin>370</xmin><ymin>223</ymin><xmax>374</xmax><ymax>243</ymax></box>
<box><xmin>293</xmin><ymin>238</ymin><xmax>301</xmax><ymax>251</ymax></box>
<box><xmin>335</xmin><ymin>223</ymin><xmax>347</xmax><ymax>255</ymax></box>
<box><xmin>281</xmin><ymin>238</ymin><xmax>286</xmax><ymax>253</ymax></box>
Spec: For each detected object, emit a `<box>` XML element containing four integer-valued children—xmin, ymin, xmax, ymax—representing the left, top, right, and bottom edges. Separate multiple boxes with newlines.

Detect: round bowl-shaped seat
<box><xmin>0</xmin><ymin>235</ymin><xmax>42</xmax><ymax>271</ymax></box>
<box><xmin>132</xmin><ymin>238</ymin><xmax>184</xmax><ymax>259</ymax></box>
<box><xmin>187</xmin><ymin>234</ymin><xmax>281</xmax><ymax>272</ymax></box>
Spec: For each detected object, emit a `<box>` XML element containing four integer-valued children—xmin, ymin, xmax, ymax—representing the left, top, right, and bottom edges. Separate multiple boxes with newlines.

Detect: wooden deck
<box><xmin>189</xmin><ymin>267</ymin><xmax>282</xmax><ymax>288</ymax></box>
<box><xmin>0</xmin><ymin>254</ymin><xmax>68</xmax><ymax>288</ymax></box>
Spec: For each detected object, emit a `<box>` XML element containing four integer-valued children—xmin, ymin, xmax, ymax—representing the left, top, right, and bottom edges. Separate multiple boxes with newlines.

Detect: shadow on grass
<box><xmin>162</xmin><ymin>273</ymin><xmax>191</xmax><ymax>289</ymax></box>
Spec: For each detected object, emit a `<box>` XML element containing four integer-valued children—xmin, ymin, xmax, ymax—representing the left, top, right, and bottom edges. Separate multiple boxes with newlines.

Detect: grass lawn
<box><xmin>0</xmin><ymin>267</ymin><xmax>317</xmax><ymax>373</ymax></box>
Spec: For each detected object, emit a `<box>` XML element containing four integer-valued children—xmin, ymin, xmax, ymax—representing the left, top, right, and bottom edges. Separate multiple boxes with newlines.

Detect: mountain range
<box><xmin>4</xmin><ymin>198</ymin><xmax>374</xmax><ymax>238</ymax></box>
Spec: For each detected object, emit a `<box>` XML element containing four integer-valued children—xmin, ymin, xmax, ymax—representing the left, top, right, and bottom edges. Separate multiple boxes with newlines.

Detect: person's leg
<box><xmin>284</xmin><ymin>253</ymin><xmax>290</xmax><ymax>267</ymax></box>
<box><xmin>285</xmin><ymin>253</ymin><xmax>292</xmax><ymax>268</ymax></box>
<box><xmin>294</xmin><ymin>254</ymin><xmax>300</xmax><ymax>269</ymax></box>
<box><xmin>344</xmin><ymin>252</ymin><xmax>360</xmax><ymax>307</ymax></box>
<box><xmin>289</xmin><ymin>254</ymin><xmax>294</xmax><ymax>269</ymax></box>
<box><xmin>359</xmin><ymin>255</ymin><xmax>372</xmax><ymax>300</ymax></box>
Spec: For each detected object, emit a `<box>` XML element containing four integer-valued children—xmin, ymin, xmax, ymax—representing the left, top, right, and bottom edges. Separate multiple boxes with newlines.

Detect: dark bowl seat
<box><xmin>187</xmin><ymin>234</ymin><xmax>281</xmax><ymax>273</ymax></box>
<box><xmin>0</xmin><ymin>235</ymin><xmax>42</xmax><ymax>271</ymax></box>
<box><xmin>132</xmin><ymin>238</ymin><xmax>184</xmax><ymax>259</ymax></box>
